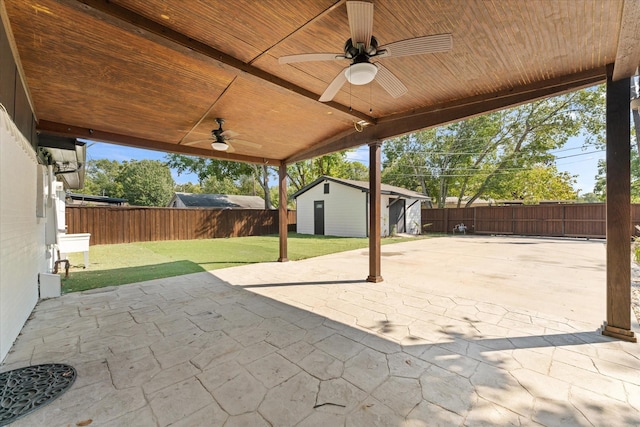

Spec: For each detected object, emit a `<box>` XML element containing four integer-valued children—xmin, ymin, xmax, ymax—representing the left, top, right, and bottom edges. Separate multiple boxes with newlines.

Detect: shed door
<box><xmin>314</xmin><ymin>200</ymin><xmax>325</xmax><ymax>235</ymax></box>
<box><xmin>389</xmin><ymin>199</ymin><xmax>406</xmax><ymax>233</ymax></box>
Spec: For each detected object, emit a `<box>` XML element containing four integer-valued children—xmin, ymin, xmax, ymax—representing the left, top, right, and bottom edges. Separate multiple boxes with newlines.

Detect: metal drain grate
<box><xmin>0</xmin><ymin>363</ymin><xmax>76</xmax><ymax>426</ymax></box>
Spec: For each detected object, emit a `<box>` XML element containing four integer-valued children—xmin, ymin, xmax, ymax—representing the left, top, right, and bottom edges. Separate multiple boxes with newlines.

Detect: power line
<box><xmin>554</xmin><ymin>150</ymin><xmax>604</xmax><ymax>160</ymax></box>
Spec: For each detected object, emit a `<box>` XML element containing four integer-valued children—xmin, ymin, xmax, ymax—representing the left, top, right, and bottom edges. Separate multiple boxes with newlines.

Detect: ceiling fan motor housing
<box><xmin>344</xmin><ymin>36</ymin><xmax>379</xmax><ymax>59</ymax></box>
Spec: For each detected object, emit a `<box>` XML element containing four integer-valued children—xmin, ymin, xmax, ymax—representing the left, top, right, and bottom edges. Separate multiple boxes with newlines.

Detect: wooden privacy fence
<box><xmin>66</xmin><ymin>206</ymin><xmax>297</xmax><ymax>245</ymax></box>
<box><xmin>422</xmin><ymin>204</ymin><xmax>640</xmax><ymax>238</ymax></box>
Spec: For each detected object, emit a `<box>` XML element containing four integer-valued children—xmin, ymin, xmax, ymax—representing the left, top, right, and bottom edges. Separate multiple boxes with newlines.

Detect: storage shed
<box><xmin>293</xmin><ymin>176</ymin><xmax>430</xmax><ymax>237</ymax></box>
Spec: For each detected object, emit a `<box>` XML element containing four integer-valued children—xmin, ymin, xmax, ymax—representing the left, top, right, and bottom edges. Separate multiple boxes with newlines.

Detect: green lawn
<box><xmin>63</xmin><ymin>233</ymin><xmax>424</xmax><ymax>293</ymax></box>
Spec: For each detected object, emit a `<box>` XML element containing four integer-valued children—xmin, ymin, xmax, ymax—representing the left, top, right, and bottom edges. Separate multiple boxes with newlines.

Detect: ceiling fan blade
<box><xmin>220</xmin><ymin>130</ymin><xmax>240</xmax><ymax>138</ymax></box>
<box><xmin>279</xmin><ymin>53</ymin><xmax>345</xmax><ymax>64</ymax></box>
<box><xmin>182</xmin><ymin>139</ymin><xmax>210</xmax><ymax>146</ymax></box>
<box><xmin>226</xmin><ymin>144</ymin><xmax>236</xmax><ymax>153</ymax></box>
<box><xmin>319</xmin><ymin>68</ymin><xmax>348</xmax><ymax>102</ymax></box>
<box><xmin>379</xmin><ymin>33</ymin><xmax>452</xmax><ymax>58</ymax></box>
<box><xmin>374</xmin><ymin>63</ymin><xmax>407</xmax><ymax>98</ymax></box>
<box><xmin>347</xmin><ymin>1</ymin><xmax>374</xmax><ymax>49</ymax></box>
<box><xmin>231</xmin><ymin>139</ymin><xmax>262</xmax><ymax>149</ymax></box>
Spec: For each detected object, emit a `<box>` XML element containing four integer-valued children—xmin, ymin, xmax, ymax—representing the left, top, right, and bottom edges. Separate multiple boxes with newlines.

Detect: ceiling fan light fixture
<box><xmin>212</xmin><ymin>141</ymin><xmax>229</xmax><ymax>151</ymax></box>
<box><xmin>345</xmin><ymin>62</ymin><xmax>377</xmax><ymax>85</ymax></box>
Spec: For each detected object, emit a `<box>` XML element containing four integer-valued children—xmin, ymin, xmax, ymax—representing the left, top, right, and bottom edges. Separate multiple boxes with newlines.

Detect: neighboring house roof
<box><xmin>67</xmin><ymin>193</ymin><xmax>128</xmax><ymax>206</ymax></box>
<box><xmin>292</xmin><ymin>176</ymin><xmax>430</xmax><ymax>200</ymax></box>
<box><xmin>169</xmin><ymin>193</ymin><xmax>265</xmax><ymax>209</ymax></box>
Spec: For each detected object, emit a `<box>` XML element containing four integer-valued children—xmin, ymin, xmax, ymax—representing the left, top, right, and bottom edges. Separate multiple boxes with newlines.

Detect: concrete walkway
<box><xmin>2</xmin><ymin>236</ymin><xmax>639</xmax><ymax>426</ymax></box>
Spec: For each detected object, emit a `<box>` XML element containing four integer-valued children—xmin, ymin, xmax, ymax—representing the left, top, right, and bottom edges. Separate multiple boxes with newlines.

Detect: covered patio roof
<box><xmin>2</xmin><ymin>0</ymin><xmax>638</xmax><ymax>164</ymax></box>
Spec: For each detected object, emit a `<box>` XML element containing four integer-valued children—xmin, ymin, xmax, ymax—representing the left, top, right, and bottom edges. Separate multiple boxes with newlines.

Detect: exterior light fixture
<box><xmin>345</xmin><ymin>62</ymin><xmax>377</xmax><ymax>85</ymax></box>
<box><xmin>211</xmin><ymin>141</ymin><xmax>228</xmax><ymax>151</ymax></box>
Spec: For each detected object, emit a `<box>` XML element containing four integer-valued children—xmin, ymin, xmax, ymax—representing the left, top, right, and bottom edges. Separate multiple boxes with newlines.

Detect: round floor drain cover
<box><xmin>0</xmin><ymin>363</ymin><xmax>76</xmax><ymax>426</ymax></box>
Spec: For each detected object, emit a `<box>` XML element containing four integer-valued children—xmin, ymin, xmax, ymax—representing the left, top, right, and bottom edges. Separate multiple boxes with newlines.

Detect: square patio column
<box><xmin>367</xmin><ymin>140</ymin><xmax>383</xmax><ymax>283</ymax></box>
<box><xmin>278</xmin><ymin>161</ymin><xmax>288</xmax><ymax>262</ymax></box>
<box><xmin>602</xmin><ymin>65</ymin><xmax>635</xmax><ymax>342</ymax></box>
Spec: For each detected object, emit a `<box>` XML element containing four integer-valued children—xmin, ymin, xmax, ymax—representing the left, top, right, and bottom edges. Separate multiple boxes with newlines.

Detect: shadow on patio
<box><xmin>2</xmin><ymin>237</ymin><xmax>639</xmax><ymax>426</ymax></box>
<box><xmin>1</xmin><ymin>269</ymin><xmax>638</xmax><ymax>426</ymax></box>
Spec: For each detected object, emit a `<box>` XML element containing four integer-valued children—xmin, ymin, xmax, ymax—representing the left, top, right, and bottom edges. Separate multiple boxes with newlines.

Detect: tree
<box><xmin>382</xmin><ymin>86</ymin><xmax>605</xmax><ymax>207</ymax></box>
<box><xmin>593</xmin><ymin>144</ymin><xmax>640</xmax><ymax>202</ymax></box>
<box><xmin>82</xmin><ymin>159</ymin><xmax>124</xmax><ymax>197</ymax></box>
<box><xmin>287</xmin><ymin>151</ymin><xmax>368</xmax><ymax>192</ymax></box>
<box><xmin>174</xmin><ymin>182</ymin><xmax>202</xmax><ymax>193</ymax></box>
<box><xmin>118</xmin><ymin>160</ymin><xmax>175</xmax><ymax>206</ymax></box>
<box><xmin>576</xmin><ymin>192</ymin><xmax>601</xmax><ymax>203</ymax></box>
<box><xmin>487</xmin><ymin>165</ymin><xmax>577</xmax><ymax>203</ymax></box>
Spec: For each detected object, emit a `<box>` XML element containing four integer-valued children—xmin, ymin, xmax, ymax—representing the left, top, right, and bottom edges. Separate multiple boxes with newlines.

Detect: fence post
<box><xmin>473</xmin><ymin>207</ymin><xmax>476</xmax><ymax>233</ymax></box>
<box><xmin>444</xmin><ymin>208</ymin><xmax>449</xmax><ymax>234</ymax></box>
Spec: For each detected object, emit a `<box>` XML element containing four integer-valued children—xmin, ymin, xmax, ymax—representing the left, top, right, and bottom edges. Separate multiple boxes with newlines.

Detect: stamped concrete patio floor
<box><xmin>2</xmin><ymin>236</ymin><xmax>640</xmax><ymax>426</ymax></box>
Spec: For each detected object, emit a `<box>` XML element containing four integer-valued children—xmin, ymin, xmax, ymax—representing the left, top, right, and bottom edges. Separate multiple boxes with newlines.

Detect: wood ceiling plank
<box><xmin>75</xmin><ymin>0</ymin><xmax>375</xmax><ymax>124</ymax></box>
<box><xmin>287</xmin><ymin>67</ymin><xmax>606</xmax><ymax>163</ymax></box>
<box><xmin>5</xmin><ymin>0</ymin><xmax>234</xmax><ymax>143</ymax></box>
<box><xmin>114</xmin><ymin>0</ymin><xmax>339</xmax><ymax>64</ymax></box>
<box><xmin>265</xmin><ymin>0</ymin><xmax>621</xmax><ymax>119</ymax></box>
<box><xmin>182</xmin><ymin>78</ymin><xmax>355</xmax><ymax>160</ymax></box>
<box><xmin>613</xmin><ymin>0</ymin><xmax>640</xmax><ymax>80</ymax></box>
<box><xmin>37</xmin><ymin>120</ymin><xmax>277</xmax><ymax>165</ymax></box>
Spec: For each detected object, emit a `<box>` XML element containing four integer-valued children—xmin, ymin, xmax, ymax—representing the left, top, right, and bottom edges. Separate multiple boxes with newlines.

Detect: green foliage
<box><xmin>174</xmin><ymin>182</ymin><xmax>202</xmax><ymax>193</ymax></box>
<box><xmin>118</xmin><ymin>160</ymin><xmax>175</xmax><ymax>206</ymax></box>
<box><xmin>382</xmin><ymin>85</ymin><xmax>605</xmax><ymax>206</ymax></box>
<box><xmin>575</xmin><ymin>192</ymin><xmax>601</xmax><ymax>203</ymax></box>
<box><xmin>82</xmin><ymin>159</ymin><xmax>124</xmax><ymax>198</ymax></box>
<box><xmin>82</xmin><ymin>159</ymin><xmax>174</xmax><ymax>206</ymax></box>
<box><xmin>594</xmin><ymin>145</ymin><xmax>640</xmax><ymax>202</ymax></box>
<box><xmin>486</xmin><ymin>165</ymin><xmax>577</xmax><ymax>203</ymax></box>
<box><xmin>287</xmin><ymin>151</ymin><xmax>368</xmax><ymax>192</ymax></box>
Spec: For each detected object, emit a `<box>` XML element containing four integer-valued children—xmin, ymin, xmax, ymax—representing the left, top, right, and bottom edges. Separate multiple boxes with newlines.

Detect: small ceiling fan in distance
<box><xmin>183</xmin><ymin>118</ymin><xmax>262</xmax><ymax>152</ymax></box>
<box><xmin>279</xmin><ymin>1</ymin><xmax>452</xmax><ymax>102</ymax></box>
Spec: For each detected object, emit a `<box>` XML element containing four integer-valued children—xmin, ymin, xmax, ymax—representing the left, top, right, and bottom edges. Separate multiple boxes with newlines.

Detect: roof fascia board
<box><xmin>612</xmin><ymin>0</ymin><xmax>640</xmax><ymax>81</ymax></box>
<box><xmin>37</xmin><ymin>120</ymin><xmax>277</xmax><ymax>165</ymax></box>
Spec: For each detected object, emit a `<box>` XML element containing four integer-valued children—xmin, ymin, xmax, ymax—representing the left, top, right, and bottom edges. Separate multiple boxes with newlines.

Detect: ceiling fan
<box><xmin>182</xmin><ymin>118</ymin><xmax>262</xmax><ymax>152</ymax></box>
<box><xmin>279</xmin><ymin>1</ymin><xmax>452</xmax><ymax>102</ymax></box>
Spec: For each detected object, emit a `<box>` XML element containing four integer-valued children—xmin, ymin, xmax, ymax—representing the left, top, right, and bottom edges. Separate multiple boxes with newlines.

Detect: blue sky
<box><xmin>86</xmin><ymin>136</ymin><xmax>605</xmax><ymax>194</ymax></box>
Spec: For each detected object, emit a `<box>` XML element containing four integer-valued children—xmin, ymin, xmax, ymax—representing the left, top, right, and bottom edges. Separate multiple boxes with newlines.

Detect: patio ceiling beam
<box><xmin>285</xmin><ymin>67</ymin><xmax>607</xmax><ymax>163</ymax></box>
<box><xmin>72</xmin><ymin>0</ymin><xmax>375</xmax><ymax>125</ymax></box>
<box><xmin>36</xmin><ymin>120</ymin><xmax>277</xmax><ymax>165</ymax></box>
<box><xmin>612</xmin><ymin>0</ymin><xmax>640</xmax><ymax>81</ymax></box>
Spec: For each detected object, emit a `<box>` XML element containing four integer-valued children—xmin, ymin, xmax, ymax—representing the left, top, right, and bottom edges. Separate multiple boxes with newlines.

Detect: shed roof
<box><xmin>171</xmin><ymin>193</ymin><xmax>266</xmax><ymax>209</ymax></box>
<box><xmin>67</xmin><ymin>193</ymin><xmax>128</xmax><ymax>205</ymax></box>
<box><xmin>292</xmin><ymin>176</ymin><xmax>430</xmax><ymax>200</ymax></box>
<box><xmin>3</xmin><ymin>0</ymin><xmax>638</xmax><ymax>164</ymax></box>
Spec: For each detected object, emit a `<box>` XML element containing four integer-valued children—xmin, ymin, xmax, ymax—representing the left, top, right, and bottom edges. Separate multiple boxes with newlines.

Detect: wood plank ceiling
<box><xmin>2</xmin><ymin>0</ymin><xmax>638</xmax><ymax>164</ymax></box>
